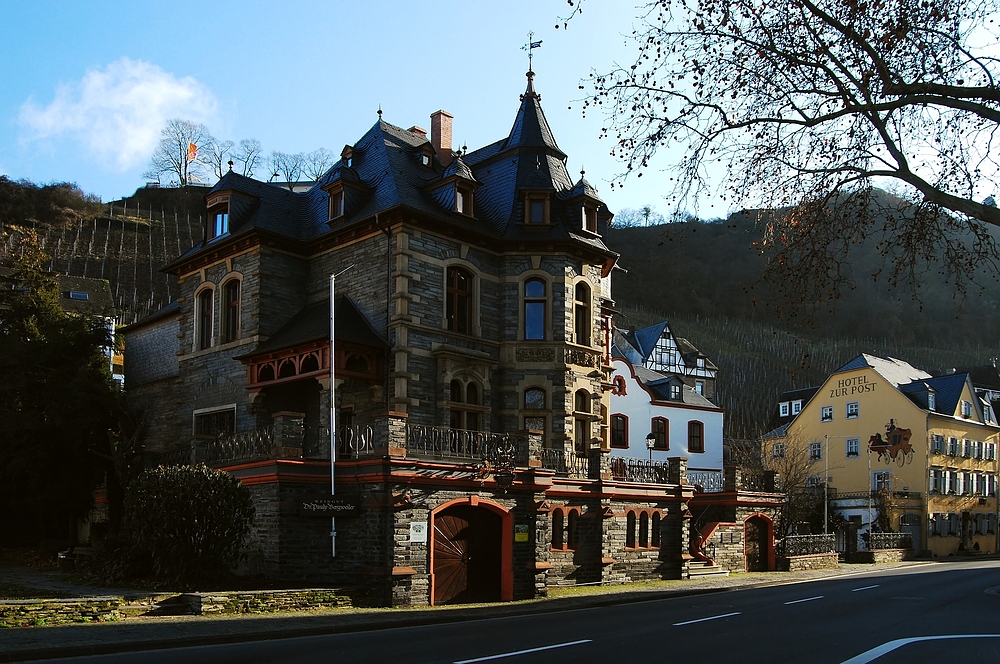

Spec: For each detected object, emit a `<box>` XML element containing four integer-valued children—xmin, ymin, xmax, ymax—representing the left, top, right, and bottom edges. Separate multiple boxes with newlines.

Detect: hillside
<box><xmin>607</xmin><ymin>215</ymin><xmax>1000</xmax><ymax>438</ymax></box>
<box><xmin>0</xmin><ymin>181</ymin><xmax>206</xmax><ymax>324</ymax></box>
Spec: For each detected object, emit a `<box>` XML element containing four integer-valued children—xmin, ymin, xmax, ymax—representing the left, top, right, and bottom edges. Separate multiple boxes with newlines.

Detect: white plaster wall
<box><xmin>609</xmin><ymin>358</ymin><xmax>724</xmax><ymax>471</ymax></box>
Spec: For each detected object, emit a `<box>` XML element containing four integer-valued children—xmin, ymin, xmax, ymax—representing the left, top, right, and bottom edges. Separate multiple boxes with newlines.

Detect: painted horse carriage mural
<box><xmin>869</xmin><ymin>419</ymin><xmax>914</xmax><ymax>466</ymax></box>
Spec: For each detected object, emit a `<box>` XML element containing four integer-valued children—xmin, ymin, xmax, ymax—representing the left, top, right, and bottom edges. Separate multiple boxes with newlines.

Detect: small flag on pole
<box><xmin>530</xmin><ymin>40</ymin><xmax>542</xmax><ymax>49</ymax></box>
<box><xmin>187</xmin><ymin>142</ymin><xmax>198</xmax><ymax>163</ymax></box>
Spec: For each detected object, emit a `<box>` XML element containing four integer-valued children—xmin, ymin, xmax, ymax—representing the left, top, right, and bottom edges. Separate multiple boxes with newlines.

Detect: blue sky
<box><xmin>0</xmin><ymin>0</ymin><xmax>725</xmax><ymax>218</ymax></box>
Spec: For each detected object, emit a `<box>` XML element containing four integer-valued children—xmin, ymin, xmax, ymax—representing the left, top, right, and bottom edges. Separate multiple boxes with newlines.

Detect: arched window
<box><xmin>449</xmin><ymin>379</ymin><xmax>482</xmax><ymax>431</ymax></box>
<box><xmin>651</xmin><ymin>417</ymin><xmax>668</xmax><ymax>450</ymax></box>
<box><xmin>626</xmin><ymin>511</ymin><xmax>637</xmax><ymax>548</ymax></box>
<box><xmin>651</xmin><ymin>512</ymin><xmax>661</xmax><ymax>548</ymax></box>
<box><xmin>523</xmin><ymin>278</ymin><xmax>547</xmax><ymax>340</ymax></box>
<box><xmin>611</xmin><ymin>414</ymin><xmax>628</xmax><ymax>449</ymax></box>
<box><xmin>446</xmin><ymin>266</ymin><xmax>473</xmax><ymax>334</ymax></box>
<box><xmin>223</xmin><ymin>279</ymin><xmax>240</xmax><ymax>343</ymax></box>
<box><xmin>574</xmin><ymin>389</ymin><xmax>591</xmax><ymax>455</ymax></box>
<box><xmin>552</xmin><ymin>509</ymin><xmax>564</xmax><ymax>550</ymax></box>
<box><xmin>522</xmin><ymin>387</ymin><xmax>547</xmax><ymax>437</ymax></box>
<box><xmin>688</xmin><ymin>420</ymin><xmax>704</xmax><ymax>453</ymax></box>
<box><xmin>639</xmin><ymin>512</ymin><xmax>649</xmax><ymax>548</ymax></box>
<box><xmin>567</xmin><ymin>509</ymin><xmax>579</xmax><ymax>550</ymax></box>
<box><xmin>574</xmin><ymin>282</ymin><xmax>591</xmax><ymax>346</ymax></box>
<box><xmin>197</xmin><ymin>289</ymin><xmax>214</xmax><ymax>350</ymax></box>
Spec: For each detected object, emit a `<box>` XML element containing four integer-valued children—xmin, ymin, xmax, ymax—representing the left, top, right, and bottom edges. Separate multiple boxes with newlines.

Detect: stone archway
<box><xmin>744</xmin><ymin>514</ymin><xmax>774</xmax><ymax>572</ymax></box>
<box><xmin>430</xmin><ymin>497</ymin><xmax>513</xmax><ymax>605</ymax></box>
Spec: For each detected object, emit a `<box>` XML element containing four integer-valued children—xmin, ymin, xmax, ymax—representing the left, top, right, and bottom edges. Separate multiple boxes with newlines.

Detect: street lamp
<box><xmin>645</xmin><ymin>432</ymin><xmax>657</xmax><ymax>461</ymax></box>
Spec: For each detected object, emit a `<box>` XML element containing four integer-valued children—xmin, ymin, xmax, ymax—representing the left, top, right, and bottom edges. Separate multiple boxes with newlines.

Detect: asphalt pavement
<box><xmin>0</xmin><ymin>560</ymin><xmax>940</xmax><ymax>662</ymax></box>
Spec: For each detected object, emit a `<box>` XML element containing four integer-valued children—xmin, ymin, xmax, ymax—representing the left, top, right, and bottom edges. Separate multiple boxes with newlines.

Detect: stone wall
<box><xmin>851</xmin><ymin>548</ymin><xmax>913</xmax><ymax>564</ymax></box>
<box><xmin>0</xmin><ymin>597</ymin><xmax>123</xmax><ymax>628</ymax></box>
<box><xmin>124</xmin><ymin>315</ymin><xmax>179</xmax><ymax>386</ymax></box>
<box><xmin>778</xmin><ymin>553</ymin><xmax>840</xmax><ymax>571</ymax></box>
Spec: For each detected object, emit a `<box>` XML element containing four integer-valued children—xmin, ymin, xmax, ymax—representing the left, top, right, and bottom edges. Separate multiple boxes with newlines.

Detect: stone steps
<box><xmin>688</xmin><ymin>561</ymin><xmax>730</xmax><ymax>577</ymax></box>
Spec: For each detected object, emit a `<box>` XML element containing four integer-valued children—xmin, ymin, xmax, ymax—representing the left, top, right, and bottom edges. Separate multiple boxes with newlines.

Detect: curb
<box><xmin>0</xmin><ymin>561</ymin><xmax>933</xmax><ymax>662</ymax></box>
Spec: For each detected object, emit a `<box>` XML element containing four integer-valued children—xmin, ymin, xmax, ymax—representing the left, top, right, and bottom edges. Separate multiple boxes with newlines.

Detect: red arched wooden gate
<box><xmin>430</xmin><ymin>497</ymin><xmax>513</xmax><ymax>605</ymax></box>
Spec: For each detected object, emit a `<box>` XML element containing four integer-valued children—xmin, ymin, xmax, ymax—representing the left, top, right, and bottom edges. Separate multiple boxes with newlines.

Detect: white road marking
<box><xmin>454</xmin><ymin>639</ymin><xmax>592</xmax><ymax>663</ymax></box>
<box><xmin>984</xmin><ymin>584</ymin><xmax>1000</xmax><ymax>595</ymax></box>
<box><xmin>852</xmin><ymin>584</ymin><xmax>879</xmax><ymax>592</ymax></box>
<box><xmin>784</xmin><ymin>595</ymin><xmax>824</xmax><ymax>605</ymax></box>
<box><xmin>673</xmin><ymin>611</ymin><xmax>741</xmax><ymax>626</ymax></box>
<box><xmin>841</xmin><ymin>634</ymin><xmax>1000</xmax><ymax>664</ymax></box>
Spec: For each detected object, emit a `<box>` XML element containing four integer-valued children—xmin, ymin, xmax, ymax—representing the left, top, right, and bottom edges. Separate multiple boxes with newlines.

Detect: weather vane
<box><xmin>521</xmin><ymin>31</ymin><xmax>542</xmax><ymax>72</ymax></box>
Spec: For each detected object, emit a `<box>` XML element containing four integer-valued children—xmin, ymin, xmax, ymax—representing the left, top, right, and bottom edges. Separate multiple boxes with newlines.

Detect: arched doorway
<box><xmin>430</xmin><ymin>497</ymin><xmax>513</xmax><ymax>605</ymax></box>
<box><xmin>744</xmin><ymin>514</ymin><xmax>773</xmax><ymax>572</ymax></box>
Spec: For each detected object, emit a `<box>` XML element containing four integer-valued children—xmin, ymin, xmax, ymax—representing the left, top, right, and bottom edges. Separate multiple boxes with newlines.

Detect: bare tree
<box><xmin>143</xmin><ymin>119</ymin><xmax>213</xmax><ymax>186</ymax></box>
<box><xmin>233</xmin><ymin>139</ymin><xmax>262</xmax><ymax>178</ymax></box>
<box><xmin>577</xmin><ymin>0</ymin><xmax>1000</xmax><ymax>310</ymax></box>
<box><xmin>303</xmin><ymin>148</ymin><xmax>336</xmax><ymax>180</ymax></box>
<box><xmin>267</xmin><ymin>152</ymin><xmax>304</xmax><ymax>190</ymax></box>
<box><xmin>742</xmin><ymin>435</ymin><xmax>827</xmax><ymax>536</ymax></box>
<box><xmin>611</xmin><ymin>206</ymin><xmax>667</xmax><ymax>228</ymax></box>
<box><xmin>204</xmin><ymin>138</ymin><xmax>235</xmax><ymax>180</ymax></box>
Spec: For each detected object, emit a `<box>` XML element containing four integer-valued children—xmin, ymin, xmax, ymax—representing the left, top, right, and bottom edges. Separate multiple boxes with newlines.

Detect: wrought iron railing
<box><xmin>404</xmin><ymin>425</ymin><xmax>528</xmax><ymax>463</ymax></box>
<box><xmin>610</xmin><ymin>457</ymin><xmax>670</xmax><ymax>484</ymax></box>
<box><xmin>205</xmin><ymin>427</ymin><xmax>273</xmax><ymax>463</ymax></box>
<box><xmin>150</xmin><ymin>445</ymin><xmax>193</xmax><ymax>467</ymax></box>
<box><xmin>688</xmin><ymin>470</ymin><xmax>724</xmax><ymax>493</ymax></box>
<box><xmin>540</xmin><ymin>448</ymin><xmax>590</xmax><ymax>477</ymax></box>
<box><xmin>865</xmin><ymin>532</ymin><xmax>913</xmax><ymax>550</ymax></box>
<box><xmin>779</xmin><ymin>534</ymin><xmax>836</xmax><ymax>556</ymax></box>
<box><xmin>337</xmin><ymin>423</ymin><xmax>378</xmax><ymax>459</ymax></box>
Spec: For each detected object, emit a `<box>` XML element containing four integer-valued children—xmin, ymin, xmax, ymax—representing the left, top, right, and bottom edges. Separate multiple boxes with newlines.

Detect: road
<box><xmin>32</xmin><ymin>559</ymin><xmax>1000</xmax><ymax>664</ymax></box>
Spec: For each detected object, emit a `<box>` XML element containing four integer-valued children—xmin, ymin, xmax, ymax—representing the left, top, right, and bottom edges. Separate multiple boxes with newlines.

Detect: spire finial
<box><xmin>228</xmin><ymin>159</ymin><xmax>234</xmax><ymax>172</ymax></box>
<box><xmin>580</xmin><ymin>167</ymin><xmax>585</xmax><ymax>178</ymax></box>
<box><xmin>377</xmin><ymin>104</ymin><xmax>382</xmax><ymax>118</ymax></box>
<box><xmin>521</xmin><ymin>31</ymin><xmax>542</xmax><ymax>73</ymax></box>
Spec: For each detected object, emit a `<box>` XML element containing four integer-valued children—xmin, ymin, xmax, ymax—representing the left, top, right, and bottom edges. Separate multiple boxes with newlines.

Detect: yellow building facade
<box><xmin>772</xmin><ymin>354</ymin><xmax>999</xmax><ymax>557</ymax></box>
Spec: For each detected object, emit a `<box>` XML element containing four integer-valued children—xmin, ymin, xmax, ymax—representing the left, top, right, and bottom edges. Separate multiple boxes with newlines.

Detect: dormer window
<box><xmin>670</xmin><ymin>384</ymin><xmax>681</xmax><ymax>400</ymax></box>
<box><xmin>526</xmin><ymin>195</ymin><xmax>549</xmax><ymax>224</ymax></box>
<box><xmin>213</xmin><ymin>212</ymin><xmax>229</xmax><ymax>238</ymax></box>
<box><xmin>341</xmin><ymin>145</ymin><xmax>353</xmax><ymax>169</ymax></box>
<box><xmin>582</xmin><ymin>205</ymin><xmax>598</xmax><ymax>233</ymax></box>
<box><xmin>329</xmin><ymin>186</ymin><xmax>345</xmax><ymax>220</ymax></box>
<box><xmin>928</xmin><ymin>393</ymin><xmax>936</xmax><ymax>410</ymax></box>
<box><xmin>456</xmin><ymin>185</ymin><xmax>474</xmax><ymax>216</ymax></box>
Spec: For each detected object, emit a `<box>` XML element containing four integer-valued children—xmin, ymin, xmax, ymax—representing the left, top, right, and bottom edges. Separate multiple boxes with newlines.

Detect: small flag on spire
<box><xmin>187</xmin><ymin>142</ymin><xmax>198</xmax><ymax>163</ymax></box>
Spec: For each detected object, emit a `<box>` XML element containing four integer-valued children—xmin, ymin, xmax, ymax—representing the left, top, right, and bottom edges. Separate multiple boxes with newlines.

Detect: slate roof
<box><xmin>630</xmin><ymin>362</ymin><xmax>719</xmax><ymax>408</ymax></box>
<box><xmin>244</xmin><ymin>296</ymin><xmax>388</xmax><ymax>358</ymax></box>
<box><xmin>56</xmin><ymin>275</ymin><xmax>115</xmax><ymax>316</ymax></box>
<box><xmin>901</xmin><ymin>373</ymin><xmax>969</xmax><ymax>416</ymax></box>
<box><xmin>172</xmin><ymin>71</ymin><xmax>615</xmax><ymax>270</ymax></box>
<box><xmin>836</xmin><ymin>353</ymin><xmax>931</xmax><ymax>386</ymax></box>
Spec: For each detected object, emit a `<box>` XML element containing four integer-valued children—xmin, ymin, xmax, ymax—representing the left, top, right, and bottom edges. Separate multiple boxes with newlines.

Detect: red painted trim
<box><xmin>743</xmin><ymin>512</ymin><xmax>776</xmax><ymax>571</ymax></box>
<box><xmin>429</xmin><ymin>496</ymin><xmax>514</xmax><ymax>606</ymax></box>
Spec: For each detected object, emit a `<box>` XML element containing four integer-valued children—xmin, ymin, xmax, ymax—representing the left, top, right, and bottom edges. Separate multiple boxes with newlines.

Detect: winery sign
<box><xmin>300</xmin><ymin>497</ymin><xmax>359</xmax><ymax>517</ymax></box>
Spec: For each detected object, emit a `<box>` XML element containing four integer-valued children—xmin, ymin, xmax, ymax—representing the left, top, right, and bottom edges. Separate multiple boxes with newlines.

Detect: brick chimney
<box><xmin>430</xmin><ymin>110</ymin><xmax>453</xmax><ymax>168</ymax></box>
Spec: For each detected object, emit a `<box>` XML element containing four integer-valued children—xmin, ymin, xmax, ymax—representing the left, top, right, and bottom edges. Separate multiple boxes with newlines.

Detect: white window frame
<box><xmin>846</xmin><ymin>438</ymin><xmax>860</xmax><ymax>458</ymax></box>
<box><xmin>771</xmin><ymin>441</ymin><xmax>786</xmax><ymax>460</ymax></box>
<box><xmin>791</xmin><ymin>400</ymin><xmax>803</xmax><ymax>415</ymax></box>
<box><xmin>872</xmin><ymin>471</ymin><xmax>892</xmax><ymax>492</ymax></box>
<box><xmin>779</xmin><ymin>402</ymin><xmax>790</xmax><ymax>417</ymax></box>
<box><xmin>820</xmin><ymin>405</ymin><xmax>833</xmax><ymax>422</ymax></box>
<box><xmin>846</xmin><ymin>401</ymin><xmax>860</xmax><ymax>419</ymax></box>
<box><xmin>809</xmin><ymin>440</ymin><xmax>823</xmax><ymax>461</ymax></box>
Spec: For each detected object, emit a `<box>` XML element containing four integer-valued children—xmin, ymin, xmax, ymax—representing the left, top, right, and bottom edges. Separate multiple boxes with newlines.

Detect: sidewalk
<box><xmin>0</xmin><ymin>561</ymin><xmax>931</xmax><ymax>662</ymax></box>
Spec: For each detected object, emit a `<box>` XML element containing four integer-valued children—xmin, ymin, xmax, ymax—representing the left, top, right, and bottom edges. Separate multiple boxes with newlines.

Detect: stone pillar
<box><xmin>724</xmin><ymin>466</ymin><xmax>740</xmax><ymax>492</ymax></box>
<box><xmin>526</xmin><ymin>430</ymin><xmax>543</xmax><ymax>468</ymax></box>
<box><xmin>667</xmin><ymin>457</ymin><xmax>688</xmax><ymax>486</ymax></box>
<box><xmin>764</xmin><ymin>470</ymin><xmax>778</xmax><ymax>492</ymax></box>
<box><xmin>271</xmin><ymin>411</ymin><xmax>304</xmax><ymax>459</ymax></box>
<box><xmin>384</xmin><ymin>411</ymin><xmax>408</xmax><ymax>457</ymax></box>
<box><xmin>588</xmin><ymin>447</ymin><xmax>610</xmax><ymax>480</ymax></box>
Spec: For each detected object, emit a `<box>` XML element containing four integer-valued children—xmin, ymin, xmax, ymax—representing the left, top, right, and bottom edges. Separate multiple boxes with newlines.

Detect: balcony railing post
<box><xmin>724</xmin><ymin>466</ymin><xmax>739</xmax><ymax>492</ymax></box>
<box><xmin>525</xmin><ymin>430</ymin><xmax>543</xmax><ymax>468</ymax></box>
<box><xmin>667</xmin><ymin>457</ymin><xmax>688</xmax><ymax>485</ymax></box>
<box><xmin>271</xmin><ymin>411</ymin><xmax>305</xmax><ymax>459</ymax></box>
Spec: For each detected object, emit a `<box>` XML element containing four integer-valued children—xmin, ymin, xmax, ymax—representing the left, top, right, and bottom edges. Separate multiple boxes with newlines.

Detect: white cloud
<box><xmin>19</xmin><ymin>58</ymin><xmax>217</xmax><ymax>171</ymax></box>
